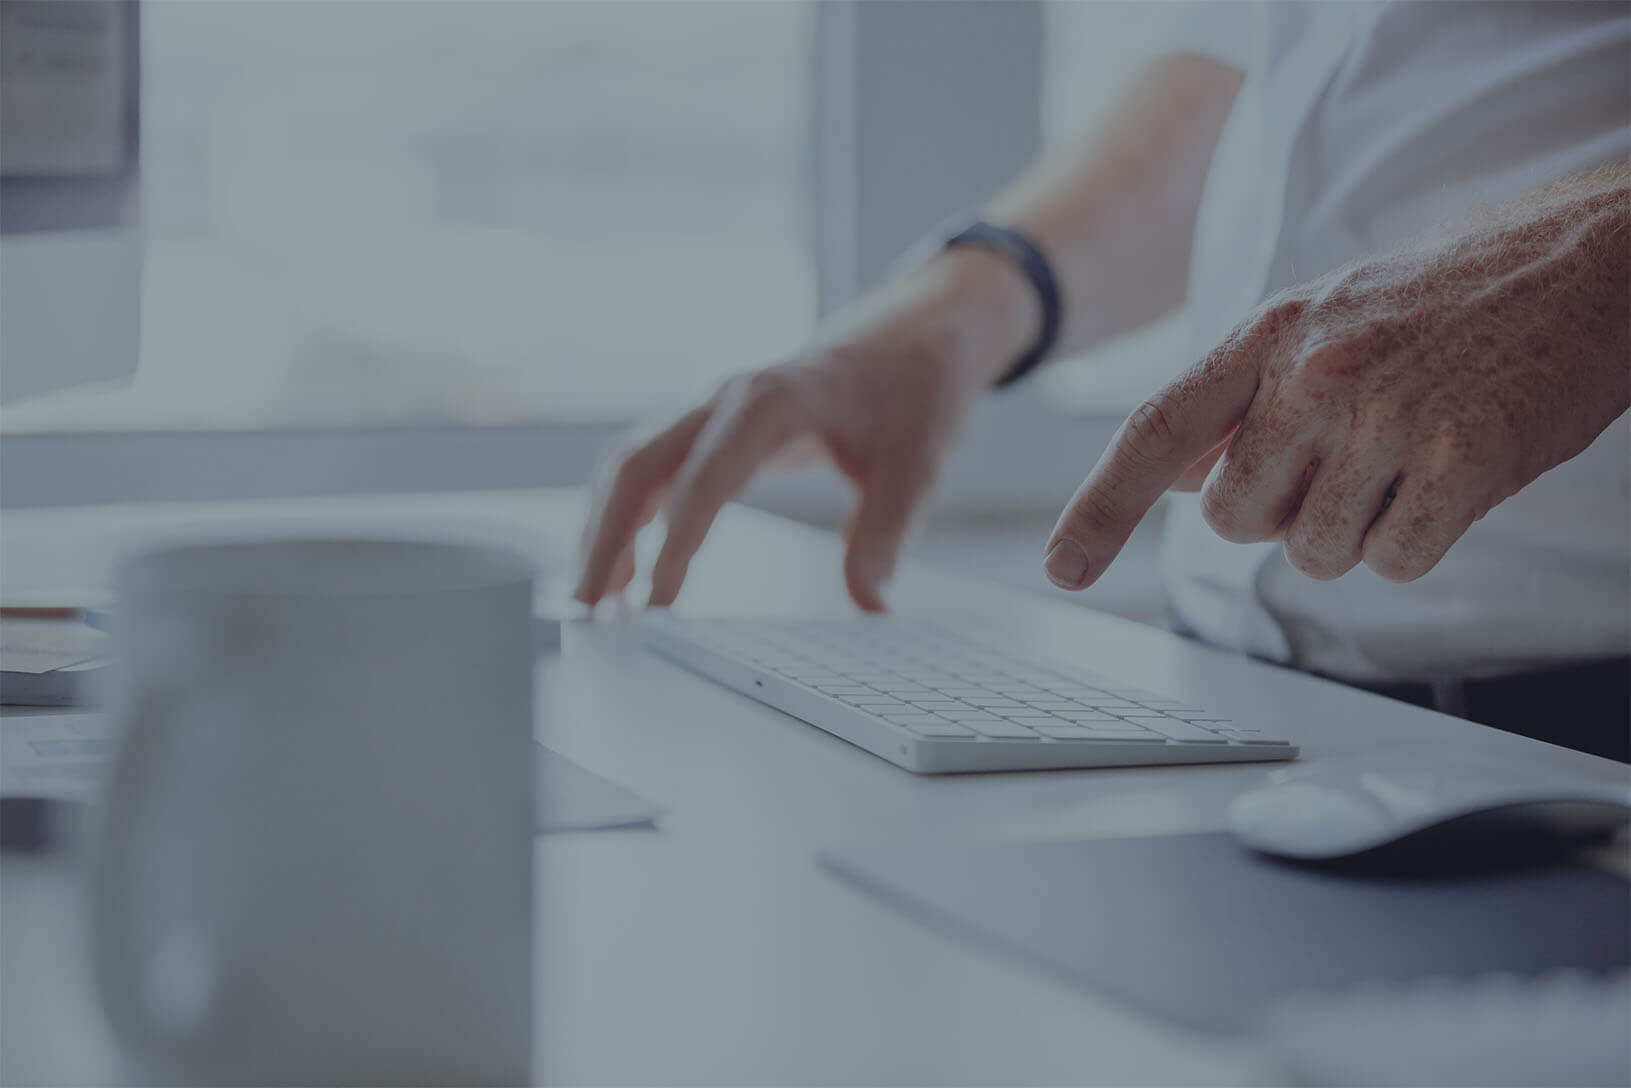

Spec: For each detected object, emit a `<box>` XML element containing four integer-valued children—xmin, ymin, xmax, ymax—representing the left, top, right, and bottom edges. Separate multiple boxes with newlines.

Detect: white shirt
<box><xmin>1165</xmin><ymin>0</ymin><xmax>1631</xmax><ymax>681</ymax></box>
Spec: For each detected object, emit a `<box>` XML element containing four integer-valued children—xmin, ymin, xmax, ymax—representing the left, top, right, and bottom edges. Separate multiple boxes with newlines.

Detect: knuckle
<box><xmin>1121</xmin><ymin>395</ymin><xmax>1183</xmax><ymax>466</ymax></box>
<box><xmin>1282</xmin><ymin>539</ymin><xmax>1323</xmax><ymax>579</ymax></box>
<box><xmin>1424</xmin><ymin>423</ymin><xmax>1493</xmax><ymax>479</ymax></box>
<box><xmin>1199</xmin><ymin>478</ymin><xmax>1254</xmax><ymax>544</ymax></box>
<box><xmin>1253</xmin><ymin>295</ymin><xmax>1309</xmax><ymax>339</ymax></box>
<box><xmin>1308</xmin><ymin>263</ymin><xmax>1371</xmax><ymax>316</ymax></box>
<box><xmin>1362</xmin><ymin>501</ymin><xmax>1437</xmax><ymax>583</ymax></box>
<box><xmin>714</xmin><ymin>371</ymin><xmax>771</xmax><ymax>417</ymax></box>
<box><xmin>1284</xmin><ymin>343</ymin><xmax>1357</xmax><ymax>403</ymax></box>
<box><xmin>1198</xmin><ymin>434</ymin><xmax>1285</xmax><ymax>544</ymax></box>
<box><xmin>1301</xmin><ymin>341</ymin><xmax>1352</xmax><ymax>377</ymax></box>
<box><xmin>1363</xmin><ymin>540</ymin><xmax>1427</xmax><ymax>583</ymax></box>
<box><xmin>1283</xmin><ymin>522</ymin><xmax>1356</xmax><ymax>581</ymax></box>
<box><xmin>715</xmin><ymin>369</ymin><xmax>780</xmax><ymax>413</ymax></box>
<box><xmin>740</xmin><ymin>369</ymin><xmax>785</xmax><ymax>403</ymax></box>
<box><xmin>744</xmin><ymin>367</ymin><xmax>813</xmax><ymax>429</ymax></box>
<box><xmin>709</xmin><ymin>373</ymin><xmax>744</xmax><ymax>405</ymax></box>
<box><xmin>1345</xmin><ymin>409</ymin><xmax>1394</xmax><ymax>452</ymax></box>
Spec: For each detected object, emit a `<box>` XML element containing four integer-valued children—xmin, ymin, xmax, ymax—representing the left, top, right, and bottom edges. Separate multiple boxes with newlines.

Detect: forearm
<box><xmin>814</xmin><ymin>53</ymin><xmax>1244</xmax><ymax>392</ymax></box>
<box><xmin>885</xmin><ymin>53</ymin><xmax>1244</xmax><ymax>390</ymax></box>
<box><xmin>988</xmin><ymin>53</ymin><xmax>1244</xmax><ymax>360</ymax></box>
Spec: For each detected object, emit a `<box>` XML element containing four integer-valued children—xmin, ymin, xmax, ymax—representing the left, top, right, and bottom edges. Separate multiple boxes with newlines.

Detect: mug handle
<box><xmin>89</xmin><ymin>689</ymin><xmax>218</xmax><ymax>1062</ymax></box>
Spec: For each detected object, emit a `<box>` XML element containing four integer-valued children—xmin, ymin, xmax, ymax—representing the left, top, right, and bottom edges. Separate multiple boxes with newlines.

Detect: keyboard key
<box><xmin>1025</xmin><ymin>701</ymin><xmax>1081</xmax><ymax>712</ymax></box>
<box><xmin>1080</xmin><ymin>718</ymin><xmax>1150</xmax><ymax>731</ymax></box>
<box><xmin>940</xmin><ymin>709</ymin><xmax>998</xmax><ymax>720</ymax></box>
<box><xmin>842</xmin><ymin>696</ymin><xmax>907</xmax><ymax>709</ymax></box>
<box><xmin>1058</xmin><ymin>711</ymin><xmax>1119</xmax><ymax>723</ymax></box>
<box><xmin>902</xmin><ymin>719</ymin><xmax>976</xmax><ymax>738</ymax></box>
<box><xmin>1105</xmin><ymin>688</ymin><xmax>1166</xmax><ymax>701</ymax></box>
<box><xmin>971</xmin><ymin>699</ymin><xmax>1026</xmax><ymax>710</ymax></box>
<box><xmin>1034</xmin><ymin>725</ymin><xmax>1166</xmax><ymax>742</ymax></box>
<box><xmin>959</xmin><ymin>718</ymin><xmax>1042</xmax><ymax>739</ymax></box>
<box><xmin>1032</xmin><ymin>724</ymin><xmax>1094</xmax><ymax>738</ymax></box>
<box><xmin>1129</xmin><ymin>717</ymin><xmax>1229</xmax><ymax>743</ymax></box>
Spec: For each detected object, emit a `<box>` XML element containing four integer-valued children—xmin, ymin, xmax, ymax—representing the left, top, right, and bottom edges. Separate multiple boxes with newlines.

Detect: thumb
<box><xmin>844</xmin><ymin>458</ymin><xmax>930</xmax><ymax>612</ymax></box>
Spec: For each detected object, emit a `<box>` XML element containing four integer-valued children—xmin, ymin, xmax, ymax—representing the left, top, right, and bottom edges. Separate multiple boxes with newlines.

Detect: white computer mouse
<box><xmin>1227</xmin><ymin>751</ymin><xmax>1631</xmax><ymax>860</ymax></box>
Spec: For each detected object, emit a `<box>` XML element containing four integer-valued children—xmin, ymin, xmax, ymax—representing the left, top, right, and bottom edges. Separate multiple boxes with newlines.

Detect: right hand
<box><xmin>573</xmin><ymin>248</ymin><xmax>1037</xmax><ymax>611</ymax></box>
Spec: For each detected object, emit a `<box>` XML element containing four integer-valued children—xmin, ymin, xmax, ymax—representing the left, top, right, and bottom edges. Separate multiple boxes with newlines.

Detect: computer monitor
<box><xmin>0</xmin><ymin>0</ymin><xmax>141</xmax><ymax>405</ymax></box>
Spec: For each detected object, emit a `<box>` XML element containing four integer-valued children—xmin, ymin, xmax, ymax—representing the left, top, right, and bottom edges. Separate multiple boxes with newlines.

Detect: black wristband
<box><xmin>944</xmin><ymin>220</ymin><xmax>1062</xmax><ymax>388</ymax></box>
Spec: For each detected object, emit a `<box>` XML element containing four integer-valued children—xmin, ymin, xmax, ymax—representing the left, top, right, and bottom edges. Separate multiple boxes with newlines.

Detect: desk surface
<box><xmin>3</xmin><ymin>489</ymin><xmax>1625</xmax><ymax>1086</ymax></box>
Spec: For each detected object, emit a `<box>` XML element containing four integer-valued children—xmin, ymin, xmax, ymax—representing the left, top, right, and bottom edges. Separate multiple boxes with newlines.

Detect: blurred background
<box><xmin>2</xmin><ymin>0</ymin><xmax>1243</xmax><ymax>618</ymax></box>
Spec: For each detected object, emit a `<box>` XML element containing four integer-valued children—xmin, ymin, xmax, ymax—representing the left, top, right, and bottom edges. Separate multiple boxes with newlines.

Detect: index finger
<box><xmin>647</xmin><ymin>381</ymin><xmax>805</xmax><ymax>606</ymax></box>
<box><xmin>1044</xmin><ymin>322</ymin><xmax>1272</xmax><ymax>590</ymax></box>
<box><xmin>574</xmin><ymin>406</ymin><xmax>711</xmax><ymax>605</ymax></box>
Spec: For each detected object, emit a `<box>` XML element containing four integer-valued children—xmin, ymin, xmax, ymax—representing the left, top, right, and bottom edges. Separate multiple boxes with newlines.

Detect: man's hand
<box><xmin>574</xmin><ymin>249</ymin><xmax>1034</xmax><ymax>611</ymax></box>
<box><xmin>1046</xmin><ymin>166</ymin><xmax>1631</xmax><ymax>589</ymax></box>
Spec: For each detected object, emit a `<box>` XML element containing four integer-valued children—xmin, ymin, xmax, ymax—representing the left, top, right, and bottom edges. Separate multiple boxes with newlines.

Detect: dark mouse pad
<box><xmin>822</xmin><ymin>832</ymin><xmax>1628</xmax><ymax>1034</ymax></box>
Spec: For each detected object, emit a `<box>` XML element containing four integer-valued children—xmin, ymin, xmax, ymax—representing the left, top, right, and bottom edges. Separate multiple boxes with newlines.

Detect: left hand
<box><xmin>1043</xmin><ymin>171</ymin><xmax>1630</xmax><ymax>589</ymax></box>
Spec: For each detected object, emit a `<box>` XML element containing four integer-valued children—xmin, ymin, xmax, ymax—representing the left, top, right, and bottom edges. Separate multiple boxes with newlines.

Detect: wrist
<box><xmin>808</xmin><ymin>242</ymin><xmax>1043</xmax><ymax>396</ymax></box>
<box><xmin>923</xmin><ymin>245</ymin><xmax>1044</xmax><ymax>389</ymax></box>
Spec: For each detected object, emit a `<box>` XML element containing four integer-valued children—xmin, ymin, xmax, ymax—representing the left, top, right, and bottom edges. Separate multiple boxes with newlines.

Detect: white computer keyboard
<box><xmin>640</xmin><ymin>614</ymin><xmax>1297</xmax><ymax>774</ymax></box>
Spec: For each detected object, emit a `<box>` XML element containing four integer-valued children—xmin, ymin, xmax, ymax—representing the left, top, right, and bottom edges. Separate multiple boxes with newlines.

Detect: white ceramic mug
<box><xmin>91</xmin><ymin>539</ymin><xmax>535</xmax><ymax>1086</ymax></box>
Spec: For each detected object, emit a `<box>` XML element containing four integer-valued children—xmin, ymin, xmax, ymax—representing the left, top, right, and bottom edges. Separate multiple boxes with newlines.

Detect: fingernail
<box><xmin>571</xmin><ymin>579</ymin><xmax>595</xmax><ymax>605</ymax></box>
<box><xmin>859</xmin><ymin>559</ymin><xmax>892</xmax><ymax>593</ymax></box>
<box><xmin>1045</xmin><ymin>540</ymin><xmax>1089</xmax><ymax>590</ymax></box>
<box><xmin>863</xmin><ymin>577</ymin><xmax>892</xmax><ymax>611</ymax></box>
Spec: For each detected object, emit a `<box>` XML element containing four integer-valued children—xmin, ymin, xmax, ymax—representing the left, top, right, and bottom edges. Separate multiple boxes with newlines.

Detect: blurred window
<box><xmin>9</xmin><ymin>0</ymin><xmax>815</xmax><ymax>431</ymax></box>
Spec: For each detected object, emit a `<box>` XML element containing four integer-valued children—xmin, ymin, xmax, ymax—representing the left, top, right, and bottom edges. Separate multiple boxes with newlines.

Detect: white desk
<box><xmin>3</xmin><ymin>490</ymin><xmax>1625</xmax><ymax>1086</ymax></box>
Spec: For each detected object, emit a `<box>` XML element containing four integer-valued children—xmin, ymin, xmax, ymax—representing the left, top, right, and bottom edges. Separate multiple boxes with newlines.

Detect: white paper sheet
<box><xmin>0</xmin><ymin>617</ymin><xmax>106</xmax><ymax>674</ymax></box>
<box><xmin>1</xmin><ymin>712</ymin><xmax>658</xmax><ymax>833</ymax></box>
